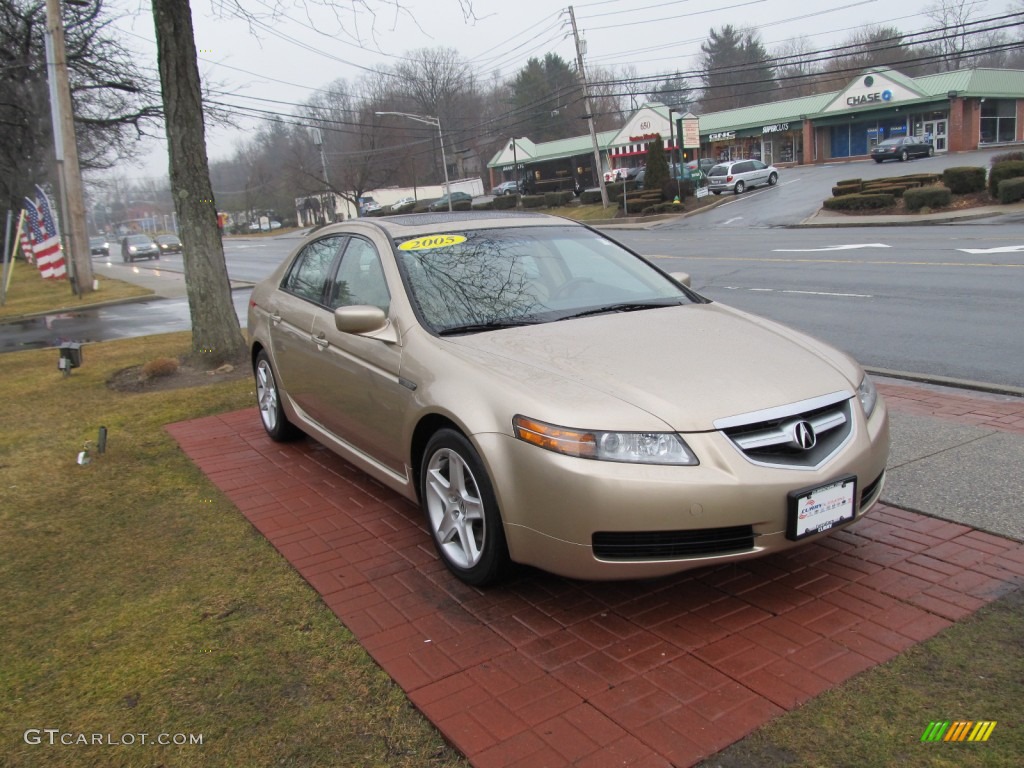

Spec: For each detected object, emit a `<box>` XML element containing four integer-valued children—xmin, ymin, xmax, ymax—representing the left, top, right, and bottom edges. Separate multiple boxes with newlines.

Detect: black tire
<box><xmin>768</xmin><ymin>172</ymin><xmax>778</xmax><ymax>186</ymax></box>
<box><xmin>734</xmin><ymin>180</ymin><xmax>745</xmax><ymax>194</ymax></box>
<box><xmin>874</xmin><ymin>158</ymin><xmax>883</xmax><ymax>164</ymax></box>
<box><xmin>900</xmin><ymin>150</ymin><xmax>909</xmax><ymax>162</ymax></box>
<box><xmin>712</xmin><ymin>190</ymin><xmax>721</xmax><ymax>195</ymax></box>
<box><xmin>420</xmin><ymin>429</ymin><xmax>510</xmax><ymax>586</ymax></box>
<box><xmin>254</xmin><ymin>349</ymin><xmax>299</xmax><ymax>442</ymax></box>
<box><xmin>927</xmin><ymin>146</ymin><xmax>935</xmax><ymax>157</ymax></box>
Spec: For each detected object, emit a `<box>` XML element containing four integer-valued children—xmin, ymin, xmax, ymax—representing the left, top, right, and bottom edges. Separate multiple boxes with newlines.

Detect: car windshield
<box><xmin>394</xmin><ymin>226</ymin><xmax>694</xmax><ymax>334</ymax></box>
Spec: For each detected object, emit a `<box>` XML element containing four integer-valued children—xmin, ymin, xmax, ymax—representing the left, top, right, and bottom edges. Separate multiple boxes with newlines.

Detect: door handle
<box><xmin>313</xmin><ymin>332</ymin><xmax>329</xmax><ymax>349</ymax></box>
<box><xmin>269</xmin><ymin>311</ymin><xmax>282</xmax><ymax>325</ymax></box>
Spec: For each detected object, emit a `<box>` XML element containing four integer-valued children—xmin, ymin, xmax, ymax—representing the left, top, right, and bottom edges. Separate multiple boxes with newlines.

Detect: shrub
<box><xmin>413</xmin><ymin>200</ymin><xmax>435</xmax><ymax>213</ymax></box>
<box><xmin>644</xmin><ymin>135</ymin><xmax>670</xmax><ymax>193</ymax></box>
<box><xmin>471</xmin><ymin>200</ymin><xmax>494</xmax><ymax>211</ymax></box>
<box><xmin>492</xmin><ymin>194</ymin><xmax>518</xmax><ymax>210</ymax></box>
<box><xmin>452</xmin><ymin>199</ymin><xmax>472</xmax><ymax>212</ymax></box>
<box><xmin>835</xmin><ymin>178</ymin><xmax>861</xmax><ymax>186</ymax></box>
<box><xmin>863</xmin><ymin>185</ymin><xmax>909</xmax><ymax>198</ymax></box>
<box><xmin>991</xmin><ymin>151</ymin><xmax>1024</xmax><ymax>165</ymax></box>
<box><xmin>544</xmin><ymin>191</ymin><xmax>573</xmax><ymax>207</ymax></box>
<box><xmin>142</xmin><ymin>357</ymin><xmax>179</xmax><ymax>379</ymax></box>
<box><xmin>822</xmin><ymin>193</ymin><xmax>895</xmax><ymax>211</ymax></box>
<box><xmin>904</xmin><ymin>186</ymin><xmax>952</xmax><ymax>212</ymax></box>
<box><xmin>988</xmin><ymin>160</ymin><xmax>1024</xmax><ymax>198</ymax></box>
<box><xmin>662</xmin><ymin>179</ymin><xmax>693</xmax><ymax>201</ymax></box>
<box><xmin>520</xmin><ymin>195</ymin><xmax>546</xmax><ymax>209</ymax></box>
<box><xmin>997</xmin><ymin>177</ymin><xmax>1024</xmax><ymax>204</ymax></box>
<box><xmin>579</xmin><ymin>189</ymin><xmax>603</xmax><ymax>204</ymax></box>
<box><xmin>832</xmin><ymin>185</ymin><xmax>861</xmax><ymax>197</ymax></box>
<box><xmin>942</xmin><ymin>166</ymin><xmax>986</xmax><ymax>194</ymax></box>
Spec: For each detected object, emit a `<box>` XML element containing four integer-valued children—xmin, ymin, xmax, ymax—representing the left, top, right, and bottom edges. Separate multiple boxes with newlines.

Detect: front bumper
<box><xmin>475</xmin><ymin>397</ymin><xmax>889</xmax><ymax>580</ymax></box>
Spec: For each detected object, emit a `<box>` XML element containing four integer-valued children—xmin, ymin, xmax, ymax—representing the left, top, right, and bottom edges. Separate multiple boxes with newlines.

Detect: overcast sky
<box><xmin>111</xmin><ymin>0</ymin><xmax>1007</xmax><ymax>179</ymax></box>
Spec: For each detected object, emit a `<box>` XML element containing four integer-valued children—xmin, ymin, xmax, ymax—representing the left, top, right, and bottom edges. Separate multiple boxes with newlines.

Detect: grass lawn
<box><xmin>2</xmin><ymin>302</ymin><xmax>1021</xmax><ymax>767</ymax></box>
<box><xmin>0</xmin><ymin>260</ymin><xmax>152</xmax><ymax>319</ymax></box>
<box><xmin>0</xmin><ymin>332</ymin><xmax>467</xmax><ymax>768</ymax></box>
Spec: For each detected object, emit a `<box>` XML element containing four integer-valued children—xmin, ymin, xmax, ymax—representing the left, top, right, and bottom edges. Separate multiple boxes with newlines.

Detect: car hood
<box><xmin>446</xmin><ymin>303</ymin><xmax>861</xmax><ymax>432</ymax></box>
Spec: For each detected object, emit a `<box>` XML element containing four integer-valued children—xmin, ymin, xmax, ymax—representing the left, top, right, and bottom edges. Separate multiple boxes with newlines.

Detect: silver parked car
<box><xmin>707</xmin><ymin>159</ymin><xmax>779</xmax><ymax>195</ymax></box>
<box><xmin>248</xmin><ymin>213</ymin><xmax>889</xmax><ymax>586</ymax></box>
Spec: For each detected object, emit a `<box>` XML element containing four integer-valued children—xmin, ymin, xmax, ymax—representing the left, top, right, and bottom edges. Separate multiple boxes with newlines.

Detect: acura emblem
<box><xmin>792</xmin><ymin>421</ymin><xmax>817</xmax><ymax>450</ymax></box>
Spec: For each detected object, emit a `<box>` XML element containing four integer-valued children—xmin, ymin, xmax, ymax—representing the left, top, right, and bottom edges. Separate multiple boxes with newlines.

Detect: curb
<box><xmin>866</xmin><ymin>367</ymin><xmax>1024</xmax><ymax>399</ymax></box>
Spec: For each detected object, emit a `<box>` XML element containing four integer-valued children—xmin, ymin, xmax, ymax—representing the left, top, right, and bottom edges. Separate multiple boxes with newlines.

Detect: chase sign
<box><xmin>847</xmin><ymin>90</ymin><xmax>893</xmax><ymax>107</ymax></box>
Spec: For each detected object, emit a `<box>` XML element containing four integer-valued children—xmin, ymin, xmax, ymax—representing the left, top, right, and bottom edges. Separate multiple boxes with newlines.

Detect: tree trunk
<box><xmin>151</xmin><ymin>0</ymin><xmax>246</xmax><ymax>367</ymax></box>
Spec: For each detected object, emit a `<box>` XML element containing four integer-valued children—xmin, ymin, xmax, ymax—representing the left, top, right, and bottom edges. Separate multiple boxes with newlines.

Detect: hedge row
<box><xmin>544</xmin><ymin>191</ymin><xmax>573</xmax><ymax>207</ymax></box>
<box><xmin>991</xmin><ymin>151</ymin><xmax>1024</xmax><ymax>165</ymax></box>
<box><xmin>904</xmin><ymin>186</ymin><xmax>951</xmax><ymax>212</ymax></box>
<box><xmin>988</xmin><ymin>160</ymin><xmax>1024</xmax><ymax>198</ymax></box>
<box><xmin>997</xmin><ymin>177</ymin><xmax>1024</xmax><ymax>204</ymax></box>
<box><xmin>942</xmin><ymin>166</ymin><xmax>986</xmax><ymax>194</ymax></box>
<box><xmin>520</xmin><ymin>195</ymin><xmax>547</xmax><ymax>209</ymax></box>
<box><xmin>492</xmin><ymin>194</ymin><xmax>518</xmax><ymax>210</ymax></box>
<box><xmin>822</xmin><ymin>193</ymin><xmax>895</xmax><ymax>211</ymax></box>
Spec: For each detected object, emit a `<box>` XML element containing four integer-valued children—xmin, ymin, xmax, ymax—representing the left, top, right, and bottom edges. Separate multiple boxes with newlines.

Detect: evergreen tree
<box><xmin>511</xmin><ymin>53</ymin><xmax>580</xmax><ymax>142</ymax></box>
<box><xmin>644</xmin><ymin>135</ymin><xmax>669</xmax><ymax>197</ymax></box>
<box><xmin>699</xmin><ymin>25</ymin><xmax>777</xmax><ymax>112</ymax></box>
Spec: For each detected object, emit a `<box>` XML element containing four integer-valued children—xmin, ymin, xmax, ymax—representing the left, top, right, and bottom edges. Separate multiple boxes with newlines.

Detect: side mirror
<box><xmin>334</xmin><ymin>305</ymin><xmax>389</xmax><ymax>335</ymax></box>
<box><xmin>669</xmin><ymin>271</ymin><xmax>692</xmax><ymax>288</ymax></box>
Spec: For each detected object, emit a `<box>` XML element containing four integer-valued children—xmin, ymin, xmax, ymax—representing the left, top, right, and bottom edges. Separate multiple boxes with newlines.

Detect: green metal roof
<box><xmin>487</xmin><ymin>130</ymin><xmax>618</xmax><ymax>168</ymax></box>
<box><xmin>914</xmin><ymin>68</ymin><xmax>1024</xmax><ymax>98</ymax></box>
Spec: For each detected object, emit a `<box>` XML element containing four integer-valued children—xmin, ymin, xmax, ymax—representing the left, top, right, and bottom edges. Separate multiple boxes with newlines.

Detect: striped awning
<box><xmin>610</xmin><ymin>140</ymin><xmax>680</xmax><ymax>157</ymax></box>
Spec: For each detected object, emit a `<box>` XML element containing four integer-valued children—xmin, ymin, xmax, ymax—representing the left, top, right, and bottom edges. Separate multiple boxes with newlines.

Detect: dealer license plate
<box><xmin>786</xmin><ymin>475</ymin><xmax>857</xmax><ymax>541</ymax></box>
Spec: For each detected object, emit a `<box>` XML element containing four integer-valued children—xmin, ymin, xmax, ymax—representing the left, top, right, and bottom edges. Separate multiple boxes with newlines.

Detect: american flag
<box><xmin>23</xmin><ymin>185</ymin><xmax>67</xmax><ymax>280</ymax></box>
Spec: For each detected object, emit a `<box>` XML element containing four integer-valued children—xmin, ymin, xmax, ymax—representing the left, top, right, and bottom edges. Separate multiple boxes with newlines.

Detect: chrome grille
<box><xmin>716</xmin><ymin>392</ymin><xmax>854</xmax><ymax>469</ymax></box>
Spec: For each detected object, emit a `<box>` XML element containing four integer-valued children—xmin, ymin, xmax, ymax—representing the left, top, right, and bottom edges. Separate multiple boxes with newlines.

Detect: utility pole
<box><xmin>567</xmin><ymin>6</ymin><xmax>609</xmax><ymax>208</ymax></box>
<box><xmin>311</xmin><ymin>127</ymin><xmax>333</xmax><ymax>223</ymax></box>
<box><xmin>44</xmin><ymin>0</ymin><xmax>93</xmax><ymax>294</ymax></box>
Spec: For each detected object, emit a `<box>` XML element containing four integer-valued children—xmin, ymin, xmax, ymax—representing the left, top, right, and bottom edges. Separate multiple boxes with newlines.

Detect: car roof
<box><xmin>310</xmin><ymin>211</ymin><xmax>572</xmax><ymax>240</ymax></box>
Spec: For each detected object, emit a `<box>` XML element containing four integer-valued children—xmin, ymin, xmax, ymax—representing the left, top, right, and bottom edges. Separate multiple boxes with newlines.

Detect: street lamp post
<box><xmin>376</xmin><ymin>111</ymin><xmax>451</xmax><ymax>212</ymax></box>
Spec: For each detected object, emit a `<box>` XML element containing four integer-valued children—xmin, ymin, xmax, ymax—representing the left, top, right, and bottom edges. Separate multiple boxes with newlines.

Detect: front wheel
<box><xmin>900</xmin><ymin>150</ymin><xmax>909</xmax><ymax>162</ymax></box>
<box><xmin>254</xmin><ymin>350</ymin><xmax>299</xmax><ymax>442</ymax></box>
<box><xmin>734</xmin><ymin>181</ymin><xmax>745</xmax><ymax>194</ymax></box>
<box><xmin>421</xmin><ymin>429</ymin><xmax>509</xmax><ymax>586</ymax></box>
<box><xmin>768</xmin><ymin>172</ymin><xmax>778</xmax><ymax>186</ymax></box>
<box><xmin>874</xmin><ymin>158</ymin><xmax>884</xmax><ymax>164</ymax></box>
<box><xmin>711</xmin><ymin>190</ymin><xmax>721</xmax><ymax>195</ymax></box>
<box><xmin>927</xmin><ymin>146</ymin><xmax>935</xmax><ymax>157</ymax></box>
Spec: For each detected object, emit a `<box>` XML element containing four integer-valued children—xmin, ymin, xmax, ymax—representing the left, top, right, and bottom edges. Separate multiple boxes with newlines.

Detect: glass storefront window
<box><xmin>980</xmin><ymin>99</ymin><xmax>1017</xmax><ymax>144</ymax></box>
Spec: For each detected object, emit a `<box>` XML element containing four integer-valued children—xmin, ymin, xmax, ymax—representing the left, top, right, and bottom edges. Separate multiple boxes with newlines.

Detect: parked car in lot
<box><xmin>707</xmin><ymin>159</ymin><xmax>779</xmax><ymax>195</ymax></box>
<box><xmin>389</xmin><ymin>197</ymin><xmax>416</xmax><ymax>211</ymax></box>
<box><xmin>870</xmin><ymin>136</ymin><xmax>935</xmax><ymax>163</ymax></box>
<box><xmin>121</xmin><ymin>234</ymin><xmax>160</xmax><ymax>262</ymax></box>
<box><xmin>89</xmin><ymin>237</ymin><xmax>109</xmax><ymax>256</ymax></box>
<box><xmin>247</xmin><ymin>212</ymin><xmax>889</xmax><ymax>586</ymax></box>
<box><xmin>154</xmin><ymin>234</ymin><xmax>182</xmax><ymax>254</ymax></box>
<box><xmin>490</xmin><ymin>181</ymin><xmax>520</xmax><ymax>196</ymax></box>
<box><xmin>427</xmin><ymin>191</ymin><xmax>472</xmax><ymax>211</ymax></box>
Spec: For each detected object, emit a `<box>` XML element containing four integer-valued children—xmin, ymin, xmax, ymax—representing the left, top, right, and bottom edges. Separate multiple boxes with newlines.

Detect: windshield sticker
<box><xmin>398</xmin><ymin>235</ymin><xmax>467</xmax><ymax>251</ymax></box>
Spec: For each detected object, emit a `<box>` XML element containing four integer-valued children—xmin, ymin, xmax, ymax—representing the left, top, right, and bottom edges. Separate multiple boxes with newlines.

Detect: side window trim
<box><xmin>281</xmin><ymin>235</ymin><xmax>347</xmax><ymax>308</ymax></box>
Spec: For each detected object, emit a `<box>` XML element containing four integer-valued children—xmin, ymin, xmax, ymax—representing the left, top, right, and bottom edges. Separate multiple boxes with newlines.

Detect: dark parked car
<box><xmin>89</xmin><ymin>237</ymin><xmax>109</xmax><ymax>256</ymax></box>
<box><xmin>427</xmin><ymin>191</ymin><xmax>473</xmax><ymax>211</ymax></box>
<box><xmin>121</xmin><ymin>234</ymin><xmax>160</xmax><ymax>263</ymax></box>
<box><xmin>870</xmin><ymin>136</ymin><xmax>934</xmax><ymax>163</ymax></box>
<box><xmin>155</xmin><ymin>234</ymin><xmax>182</xmax><ymax>254</ymax></box>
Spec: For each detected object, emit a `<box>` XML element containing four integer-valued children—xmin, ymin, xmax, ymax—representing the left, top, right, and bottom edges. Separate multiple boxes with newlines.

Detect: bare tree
<box><xmin>152</xmin><ymin>0</ymin><xmax>245</xmax><ymax>366</ymax></box>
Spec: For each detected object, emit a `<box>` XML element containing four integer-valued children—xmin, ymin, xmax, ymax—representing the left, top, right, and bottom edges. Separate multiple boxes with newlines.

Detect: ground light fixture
<box><xmin>375</xmin><ymin>111</ymin><xmax>452</xmax><ymax>211</ymax></box>
<box><xmin>57</xmin><ymin>341</ymin><xmax>83</xmax><ymax>375</ymax></box>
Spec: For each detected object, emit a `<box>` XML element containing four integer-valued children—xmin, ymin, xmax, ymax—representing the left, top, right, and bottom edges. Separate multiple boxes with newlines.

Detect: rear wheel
<box><xmin>927</xmin><ymin>146</ymin><xmax>935</xmax><ymax>157</ymax></box>
<box><xmin>254</xmin><ymin>350</ymin><xmax>299</xmax><ymax>442</ymax></box>
<box><xmin>900</xmin><ymin>150</ymin><xmax>909</xmax><ymax>162</ymax></box>
<box><xmin>734</xmin><ymin>181</ymin><xmax>745</xmax><ymax>194</ymax></box>
<box><xmin>421</xmin><ymin>429</ymin><xmax>509</xmax><ymax>586</ymax></box>
<box><xmin>874</xmin><ymin>158</ymin><xmax>884</xmax><ymax>164</ymax></box>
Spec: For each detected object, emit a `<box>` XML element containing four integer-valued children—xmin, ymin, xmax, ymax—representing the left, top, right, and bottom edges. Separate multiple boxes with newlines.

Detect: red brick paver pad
<box><xmin>167</xmin><ymin>388</ymin><xmax>1024</xmax><ymax>767</ymax></box>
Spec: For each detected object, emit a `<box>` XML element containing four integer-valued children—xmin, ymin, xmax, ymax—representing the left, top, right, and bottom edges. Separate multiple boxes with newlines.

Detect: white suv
<box><xmin>707</xmin><ymin>160</ymin><xmax>779</xmax><ymax>195</ymax></box>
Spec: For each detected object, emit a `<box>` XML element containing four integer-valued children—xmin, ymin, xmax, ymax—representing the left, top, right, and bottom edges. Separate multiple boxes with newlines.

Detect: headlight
<box><xmin>857</xmin><ymin>375</ymin><xmax>878</xmax><ymax>419</ymax></box>
<box><xmin>128</xmin><ymin>246</ymin><xmax>137</xmax><ymax>253</ymax></box>
<box><xmin>513</xmin><ymin>415</ymin><xmax>698</xmax><ymax>465</ymax></box>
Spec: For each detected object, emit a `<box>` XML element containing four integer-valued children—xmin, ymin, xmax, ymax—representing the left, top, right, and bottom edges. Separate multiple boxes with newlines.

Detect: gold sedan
<box><xmin>248</xmin><ymin>213</ymin><xmax>889</xmax><ymax>585</ymax></box>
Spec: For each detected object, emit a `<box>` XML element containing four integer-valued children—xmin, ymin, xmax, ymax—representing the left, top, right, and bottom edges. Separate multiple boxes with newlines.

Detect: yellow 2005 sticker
<box><xmin>398</xmin><ymin>234</ymin><xmax>467</xmax><ymax>251</ymax></box>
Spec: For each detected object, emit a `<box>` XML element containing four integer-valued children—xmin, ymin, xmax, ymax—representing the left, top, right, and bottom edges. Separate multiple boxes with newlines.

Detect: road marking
<box><xmin>773</xmin><ymin>244</ymin><xmax>892</xmax><ymax>252</ymax></box>
<box><xmin>722</xmin><ymin>217</ymin><xmax>743</xmax><ymax>225</ymax></box>
<box><xmin>957</xmin><ymin>245</ymin><xmax>1024</xmax><ymax>254</ymax></box>
<box><xmin>656</xmin><ymin>255</ymin><xmax>1023</xmax><ymax>268</ymax></box>
<box><xmin>723</xmin><ymin>286</ymin><xmax>872</xmax><ymax>298</ymax></box>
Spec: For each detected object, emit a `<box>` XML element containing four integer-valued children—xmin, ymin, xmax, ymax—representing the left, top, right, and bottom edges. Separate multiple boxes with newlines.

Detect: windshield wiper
<box><xmin>438</xmin><ymin>319</ymin><xmax>540</xmax><ymax>336</ymax></box>
<box><xmin>556</xmin><ymin>300</ymin><xmax>683</xmax><ymax>322</ymax></box>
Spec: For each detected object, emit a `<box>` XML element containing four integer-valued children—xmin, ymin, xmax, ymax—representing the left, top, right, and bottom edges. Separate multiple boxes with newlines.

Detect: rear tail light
<box><xmin>726</xmin><ymin>175</ymin><xmax>734</xmax><ymax>182</ymax></box>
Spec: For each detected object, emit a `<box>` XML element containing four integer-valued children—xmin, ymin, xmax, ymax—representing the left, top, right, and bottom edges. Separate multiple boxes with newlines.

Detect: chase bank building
<box><xmin>487</xmin><ymin>68</ymin><xmax>1024</xmax><ymax>190</ymax></box>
